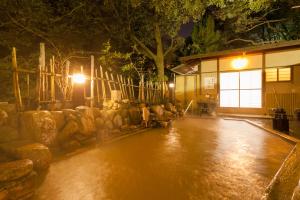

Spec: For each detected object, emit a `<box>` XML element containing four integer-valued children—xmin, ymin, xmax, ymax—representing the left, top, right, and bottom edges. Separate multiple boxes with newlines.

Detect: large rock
<box><xmin>0</xmin><ymin>171</ymin><xmax>37</xmax><ymax>200</ymax></box>
<box><xmin>95</xmin><ymin>118</ymin><xmax>105</xmax><ymax>129</ymax></box>
<box><xmin>0</xmin><ymin>143</ymin><xmax>52</xmax><ymax>171</ymax></box>
<box><xmin>57</xmin><ymin>120</ymin><xmax>79</xmax><ymax>143</ymax></box>
<box><xmin>75</xmin><ymin>106</ymin><xmax>96</xmax><ymax>136</ymax></box>
<box><xmin>104</xmin><ymin>120</ymin><xmax>114</xmax><ymax>130</ymax></box>
<box><xmin>62</xmin><ymin>109</ymin><xmax>78</xmax><ymax>121</ymax></box>
<box><xmin>14</xmin><ymin>143</ymin><xmax>51</xmax><ymax>171</ymax></box>
<box><xmin>92</xmin><ymin>108</ymin><xmax>102</xmax><ymax>119</ymax></box>
<box><xmin>128</xmin><ymin>107</ymin><xmax>141</xmax><ymax>125</ymax></box>
<box><xmin>0</xmin><ymin>126</ymin><xmax>19</xmax><ymax>143</ymax></box>
<box><xmin>106</xmin><ymin>110</ymin><xmax>117</xmax><ymax>121</ymax></box>
<box><xmin>113</xmin><ymin>114</ymin><xmax>123</xmax><ymax>129</ymax></box>
<box><xmin>19</xmin><ymin>111</ymin><xmax>57</xmax><ymax>146</ymax></box>
<box><xmin>0</xmin><ymin>159</ymin><xmax>33</xmax><ymax>182</ymax></box>
<box><xmin>50</xmin><ymin>111</ymin><xmax>65</xmax><ymax>131</ymax></box>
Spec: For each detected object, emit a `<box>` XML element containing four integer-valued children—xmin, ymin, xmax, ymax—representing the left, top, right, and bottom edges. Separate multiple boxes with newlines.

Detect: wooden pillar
<box><xmin>100</xmin><ymin>66</ymin><xmax>106</xmax><ymax>100</ymax></box>
<box><xmin>40</xmin><ymin>43</ymin><xmax>46</xmax><ymax>101</ymax></box>
<box><xmin>95</xmin><ymin>69</ymin><xmax>100</xmax><ymax>105</ymax></box>
<box><xmin>11</xmin><ymin>47</ymin><xmax>23</xmax><ymax>111</ymax></box>
<box><xmin>26</xmin><ymin>73</ymin><xmax>30</xmax><ymax>108</ymax></box>
<box><xmin>105</xmin><ymin>71</ymin><xmax>112</xmax><ymax>98</ymax></box>
<box><xmin>117</xmin><ymin>74</ymin><xmax>124</xmax><ymax>99</ymax></box>
<box><xmin>110</xmin><ymin>73</ymin><xmax>116</xmax><ymax>90</ymax></box>
<box><xmin>130</xmin><ymin>78</ymin><xmax>134</xmax><ymax>100</ymax></box>
<box><xmin>81</xmin><ymin>66</ymin><xmax>86</xmax><ymax>99</ymax></box>
<box><xmin>90</xmin><ymin>55</ymin><xmax>94</xmax><ymax>107</ymax></box>
<box><xmin>50</xmin><ymin>58</ymin><xmax>55</xmax><ymax>104</ymax></box>
<box><xmin>121</xmin><ymin>75</ymin><xmax>128</xmax><ymax>99</ymax></box>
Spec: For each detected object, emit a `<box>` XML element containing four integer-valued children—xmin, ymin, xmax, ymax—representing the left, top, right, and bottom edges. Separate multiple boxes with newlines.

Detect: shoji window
<box><xmin>265</xmin><ymin>67</ymin><xmax>291</xmax><ymax>82</ymax></box>
<box><xmin>220</xmin><ymin>70</ymin><xmax>262</xmax><ymax>108</ymax></box>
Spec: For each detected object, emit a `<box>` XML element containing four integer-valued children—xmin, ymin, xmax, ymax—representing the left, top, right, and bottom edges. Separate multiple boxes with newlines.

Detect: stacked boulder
<box><xmin>0</xmin><ymin>104</ymin><xmax>52</xmax><ymax>200</ymax></box>
<box><xmin>0</xmin><ymin>159</ymin><xmax>36</xmax><ymax>200</ymax></box>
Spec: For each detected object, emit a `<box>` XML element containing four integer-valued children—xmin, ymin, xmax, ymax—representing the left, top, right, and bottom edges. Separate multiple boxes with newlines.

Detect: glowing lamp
<box><xmin>169</xmin><ymin>83</ymin><xmax>175</xmax><ymax>88</ymax></box>
<box><xmin>232</xmin><ymin>57</ymin><xmax>248</xmax><ymax>69</ymax></box>
<box><xmin>72</xmin><ymin>73</ymin><xmax>86</xmax><ymax>84</ymax></box>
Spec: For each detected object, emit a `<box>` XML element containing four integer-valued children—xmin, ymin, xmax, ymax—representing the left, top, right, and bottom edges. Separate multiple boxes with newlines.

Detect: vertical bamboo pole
<box><xmin>90</xmin><ymin>55</ymin><xmax>94</xmax><ymax>107</ymax></box>
<box><xmin>81</xmin><ymin>66</ymin><xmax>86</xmax><ymax>99</ymax></box>
<box><xmin>50</xmin><ymin>58</ymin><xmax>55</xmax><ymax>103</ymax></box>
<box><xmin>121</xmin><ymin>75</ymin><xmax>128</xmax><ymax>99</ymax></box>
<box><xmin>45</xmin><ymin>65</ymin><xmax>49</xmax><ymax>100</ymax></box>
<box><xmin>40</xmin><ymin>43</ymin><xmax>46</xmax><ymax>101</ymax></box>
<box><xmin>26</xmin><ymin>73</ymin><xmax>30</xmax><ymax>107</ymax></box>
<box><xmin>117</xmin><ymin>74</ymin><xmax>124</xmax><ymax>99</ymax></box>
<box><xmin>105</xmin><ymin>71</ymin><xmax>112</xmax><ymax>98</ymax></box>
<box><xmin>130</xmin><ymin>78</ymin><xmax>134</xmax><ymax>100</ymax></box>
<box><xmin>100</xmin><ymin>66</ymin><xmax>106</xmax><ymax>100</ymax></box>
<box><xmin>141</xmin><ymin>74</ymin><xmax>145</xmax><ymax>102</ymax></box>
<box><xmin>65</xmin><ymin>61</ymin><xmax>70</xmax><ymax>104</ymax></box>
<box><xmin>127</xmin><ymin>78</ymin><xmax>132</xmax><ymax>99</ymax></box>
<box><xmin>110</xmin><ymin>73</ymin><xmax>116</xmax><ymax>90</ymax></box>
<box><xmin>95</xmin><ymin>69</ymin><xmax>100</xmax><ymax>105</ymax></box>
<box><xmin>11</xmin><ymin>47</ymin><xmax>23</xmax><ymax>111</ymax></box>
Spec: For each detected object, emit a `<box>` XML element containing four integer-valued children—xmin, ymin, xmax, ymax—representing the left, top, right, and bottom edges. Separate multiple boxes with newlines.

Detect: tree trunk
<box><xmin>154</xmin><ymin>23</ymin><xmax>165</xmax><ymax>81</ymax></box>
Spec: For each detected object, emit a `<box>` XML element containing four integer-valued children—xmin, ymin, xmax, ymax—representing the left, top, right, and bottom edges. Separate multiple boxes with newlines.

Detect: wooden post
<box><xmin>26</xmin><ymin>73</ymin><xmax>30</xmax><ymax>107</ymax></box>
<box><xmin>81</xmin><ymin>66</ymin><xmax>86</xmax><ymax>99</ymax></box>
<box><xmin>90</xmin><ymin>55</ymin><xmax>94</xmax><ymax>107</ymax></box>
<box><xmin>105</xmin><ymin>71</ymin><xmax>112</xmax><ymax>98</ymax></box>
<box><xmin>39</xmin><ymin>43</ymin><xmax>46</xmax><ymax>101</ymax></box>
<box><xmin>100</xmin><ymin>66</ymin><xmax>106</xmax><ymax>100</ymax></box>
<box><xmin>50</xmin><ymin>58</ymin><xmax>55</xmax><ymax>103</ymax></box>
<box><xmin>95</xmin><ymin>69</ymin><xmax>100</xmax><ymax>105</ymax></box>
<box><xmin>45</xmin><ymin>65</ymin><xmax>49</xmax><ymax>100</ymax></box>
<box><xmin>141</xmin><ymin>74</ymin><xmax>145</xmax><ymax>102</ymax></box>
<box><xmin>130</xmin><ymin>78</ymin><xmax>134</xmax><ymax>100</ymax></box>
<box><xmin>110</xmin><ymin>73</ymin><xmax>116</xmax><ymax>90</ymax></box>
<box><xmin>11</xmin><ymin>47</ymin><xmax>23</xmax><ymax>111</ymax></box>
<box><xmin>117</xmin><ymin>74</ymin><xmax>124</xmax><ymax>99</ymax></box>
<box><xmin>121</xmin><ymin>75</ymin><xmax>128</xmax><ymax>99</ymax></box>
<box><xmin>127</xmin><ymin>78</ymin><xmax>132</xmax><ymax>99</ymax></box>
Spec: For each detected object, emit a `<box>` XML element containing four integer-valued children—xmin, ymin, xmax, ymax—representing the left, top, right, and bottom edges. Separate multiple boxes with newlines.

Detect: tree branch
<box><xmin>164</xmin><ymin>38</ymin><xmax>174</xmax><ymax>57</ymax></box>
<box><xmin>7</xmin><ymin>13</ymin><xmax>62</xmax><ymax>59</ymax></box>
<box><xmin>244</xmin><ymin>19</ymin><xmax>286</xmax><ymax>32</ymax></box>
<box><xmin>226</xmin><ymin>38</ymin><xmax>259</xmax><ymax>45</ymax></box>
<box><xmin>131</xmin><ymin>35</ymin><xmax>156</xmax><ymax>60</ymax></box>
<box><xmin>51</xmin><ymin>3</ymin><xmax>85</xmax><ymax>23</ymax></box>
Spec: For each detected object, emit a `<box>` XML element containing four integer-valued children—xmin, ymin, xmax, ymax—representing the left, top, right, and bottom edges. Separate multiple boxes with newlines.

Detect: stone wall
<box><xmin>0</xmin><ymin>101</ymin><xmax>181</xmax><ymax>199</ymax></box>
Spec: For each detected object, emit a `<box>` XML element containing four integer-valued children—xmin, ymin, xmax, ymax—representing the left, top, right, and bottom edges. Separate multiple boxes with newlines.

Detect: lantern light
<box><xmin>169</xmin><ymin>83</ymin><xmax>175</xmax><ymax>88</ymax></box>
<box><xmin>232</xmin><ymin>57</ymin><xmax>248</xmax><ymax>69</ymax></box>
<box><xmin>72</xmin><ymin>73</ymin><xmax>86</xmax><ymax>84</ymax></box>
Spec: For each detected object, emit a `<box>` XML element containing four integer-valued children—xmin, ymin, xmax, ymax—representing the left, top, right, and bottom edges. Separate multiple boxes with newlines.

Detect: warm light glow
<box><xmin>169</xmin><ymin>83</ymin><xmax>175</xmax><ymax>88</ymax></box>
<box><xmin>232</xmin><ymin>57</ymin><xmax>248</xmax><ymax>69</ymax></box>
<box><xmin>72</xmin><ymin>73</ymin><xmax>86</xmax><ymax>84</ymax></box>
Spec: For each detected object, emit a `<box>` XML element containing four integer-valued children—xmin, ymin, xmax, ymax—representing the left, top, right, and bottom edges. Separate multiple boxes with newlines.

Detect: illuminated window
<box><xmin>265</xmin><ymin>67</ymin><xmax>291</xmax><ymax>82</ymax></box>
<box><xmin>220</xmin><ymin>70</ymin><xmax>262</xmax><ymax>108</ymax></box>
<box><xmin>265</xmin><ymin>68</ymin><xmax>277</xmax><ymax>82</ymax></box>
<box><xmin>278</xmin><ymin>68</ymin><xmax>291</xmax><ymax>81</ymax></box>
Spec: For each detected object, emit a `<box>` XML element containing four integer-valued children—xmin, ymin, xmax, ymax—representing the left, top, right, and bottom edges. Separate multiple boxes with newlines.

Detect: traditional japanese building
<box><xmin>172</xmin><ymin>40</ymin><xmax>300</xmax><ymax>116</ymax></box>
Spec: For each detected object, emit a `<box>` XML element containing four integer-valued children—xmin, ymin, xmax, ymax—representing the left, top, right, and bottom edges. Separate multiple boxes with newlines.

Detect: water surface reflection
<box><xmin>34</xmin><ymin>118</ymin><xmax>293</xmax><ymax>200</ymax></box>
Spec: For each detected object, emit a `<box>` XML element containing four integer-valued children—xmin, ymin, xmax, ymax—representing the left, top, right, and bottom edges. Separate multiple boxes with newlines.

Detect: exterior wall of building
<box><xmin>176</xmin><ymin>47</ymin><xmax>300</xmax><ymax>116</ymax></box>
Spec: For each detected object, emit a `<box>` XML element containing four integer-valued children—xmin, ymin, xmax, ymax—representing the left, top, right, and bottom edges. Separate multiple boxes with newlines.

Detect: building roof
<box><xmin>180</xmin><ymin>39</ymin><xmax>300</xmax><ymax>63</ymax></box>
<box><xmin>171</xmin><ymin>39</ymin><xmax>300</xmax><ymax>75</ymax></box>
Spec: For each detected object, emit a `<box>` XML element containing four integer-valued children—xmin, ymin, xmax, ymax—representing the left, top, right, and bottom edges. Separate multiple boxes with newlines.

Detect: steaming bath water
<box><xmin>34</xmin><ymin>118</ymin><xmax>293</xmax><ymax>200</ymax></box>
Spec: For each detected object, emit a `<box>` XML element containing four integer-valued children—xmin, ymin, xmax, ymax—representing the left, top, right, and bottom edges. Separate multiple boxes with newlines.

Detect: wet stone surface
<box><xmin>33</xmin><ymin>118</ymin><xmax>293</xmax><ymax>200</ymax></box>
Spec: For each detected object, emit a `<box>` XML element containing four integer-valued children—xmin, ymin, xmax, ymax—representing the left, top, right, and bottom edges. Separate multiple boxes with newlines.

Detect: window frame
<box><xmin>265</xmin><ymin>66</ymin><xmax>293</xmax><ymax>83</ymax></box>
<box><xmin>220</xmin><ymin>69</ymin><xmax>262</xmax><ymax>108</ymax></box>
